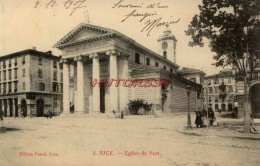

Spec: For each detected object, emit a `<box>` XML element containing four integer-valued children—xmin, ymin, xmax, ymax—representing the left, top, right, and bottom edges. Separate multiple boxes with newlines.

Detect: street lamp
<box><xmin>201</xmin><ymin>96</ymin><xmax>205</xmax><ymax>110</ymax></box>
<box><xmin>186</xmin><ymin>85</ymin><xmax>192</xmax><ymax>128</ymax></box>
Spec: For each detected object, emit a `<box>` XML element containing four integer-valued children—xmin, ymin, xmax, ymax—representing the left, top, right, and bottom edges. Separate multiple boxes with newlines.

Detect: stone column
<box><xmin>118</xmin><ymin>54</ymin><xmax>129</xmax><ymax>112</ymax></box>
<box><xmin>62</xmin><ymin>59</ymin><xmax>70</xmax><ymax>114</ymax></box>
<box><xmin>74</xmin><ymin>56</ymin><xmax>85</xmax><ymax>113</ymax></box>
<box><xmin>91</xmin><ymin>53</ymin><xmax>100</xmax><ymax>114</ymax></box>
<box><xmin>7</xmin><ymin>99</ymin><xmax>10</xmax><ymax>117</ymax></box>
<box><xmin>3</xmin><ymin>99</ymin><xmax>7</xmax><ymax>117</ymax></box>
<box><xmin>107</xmin><ymin>50</ymin><xmax>119</xmax><ymax>113</ymax></box>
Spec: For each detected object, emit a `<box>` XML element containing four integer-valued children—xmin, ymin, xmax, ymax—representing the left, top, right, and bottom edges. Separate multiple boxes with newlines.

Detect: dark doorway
<box><xmin>215</xmin><ymin>104</ymin><xmax>219</xmax><ymax>111</ymax></box>
<box><xmin>100</xmin><ymin>82</ymin><xmax>105</xmax><ymax>113</ymax></box>
<box><xmin>21</xmin><ymin>99</ymin><xmax>27</xmax><ymax>117</ymax></box>
<box><xmin>36</xmin><ymin>99</ymin><xmax>44</xmax><ymax>117</ymax></box>
<box><xmin>221</xmin><ymin>104</ymin><xmax>226</xmax><ymax>112</ymax></box>
<box><xmin>228</xmin><ymin>103</ymin><xmax>233</xmax><ymax>111</ymax></box>
<box><xmin>9</xmin><ymin>99</ymin><xmax>13</xmax><ymax>117</ymax></box>
<box><xmin>15</xmin><ymin>99</ymin><xmax>18</xmax><ymax>117</ymax></box>
<box><xmin>251</xmin><ymin>83</ymin><xmax>260</xmax><ymax>117</ymax></box>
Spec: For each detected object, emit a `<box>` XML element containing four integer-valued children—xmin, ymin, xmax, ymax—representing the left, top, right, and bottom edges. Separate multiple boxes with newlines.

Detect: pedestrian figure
<box><xmin>43</xmin><ymin>110</ymin><xmax>52</xmax><ymax>119</ymax></box>
<box><xmin>250</xmin><ymin>114</ymin><xmax>258</xmax><ymax>134</ymax></box>
<box><xmin>208</xmin><ymin>107</ymin><xmax>216</xmax><ymax>126</ymax></box>
<box><xmin>195</xmin><ymin>110</ymin><xmax>203</xmax><ymax>128</ymax></box>
<box><xmin>112</xmin><ymin>110</ymin><xmax>116</xmax><ymax>117</ymax></box>
<box><xmin>120</xmin><ymin>111</ymin><xmax>124</xmax><ymax>119</ymax></box>
<box><xmin>202</xmin><ymin>109</ymin><xmax>207</xmax><ymax>118</ymax></box>
<box><xmin>20</xmin><ymin>110</ymin><xmax>26</xmax><ymax>118</ymax></box>
<box><xmin>0</xmin><ymin>110</ymin><xmax>4</xmax><ymax>121</ymax></box>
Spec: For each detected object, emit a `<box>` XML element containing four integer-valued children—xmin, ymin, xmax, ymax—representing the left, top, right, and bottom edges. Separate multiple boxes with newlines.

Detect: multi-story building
<box><xmin>203</xmin><ymin>69</ymin><xmax>238</xmax><ymax>112</ymax></box>
<box><xmin>0</xmin><ymin>48</ymin><xmax>63</xmax><ymax>117</ymax></box>
<box><xmin>54</xmin><ymin>23</ymin><xmax>202</xmax><ymax>115</ymax></box>
<box><xmin>177</xmin><ymin>67</ymin><xmax>206</xmax><ymax>85</ymax></box>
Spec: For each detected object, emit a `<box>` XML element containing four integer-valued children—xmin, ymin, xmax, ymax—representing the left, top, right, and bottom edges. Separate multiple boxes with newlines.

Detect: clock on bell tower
<box><xmin>157</xmin><ymin>24</ymin><xmax>177</xmax><ymax>63</ymax></box>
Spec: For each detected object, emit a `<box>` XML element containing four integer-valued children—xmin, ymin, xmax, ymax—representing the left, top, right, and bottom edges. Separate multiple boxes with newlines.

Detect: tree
<box><xmin>185</xmin><ymin>0</ymin><xmax>260</xmax><ymax>133</ymax></box>
<box><xmin>128</xmin><ymin>99</ymin><xmax>152</xmax><ymax>115</ymax></box>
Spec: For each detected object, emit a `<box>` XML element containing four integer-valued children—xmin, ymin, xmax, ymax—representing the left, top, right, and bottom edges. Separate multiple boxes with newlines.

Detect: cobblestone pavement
<box><xmin>0</xmin><ymin>114</ymin><xmax>259</xmax><ymax>166</ymax></box>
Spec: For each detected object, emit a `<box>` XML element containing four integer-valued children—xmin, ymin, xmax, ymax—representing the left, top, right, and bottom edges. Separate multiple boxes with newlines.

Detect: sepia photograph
<box><xmin>0</xmin><ymin>0</ymin><xmax>259</xmax><ymax>165</ymax></box>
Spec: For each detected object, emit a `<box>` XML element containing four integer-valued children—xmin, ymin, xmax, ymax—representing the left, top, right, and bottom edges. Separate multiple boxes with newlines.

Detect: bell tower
<box><xmin>157</xmin><ymin>24</ymin><xmax>177</xmax><ymax>63</ymax></box>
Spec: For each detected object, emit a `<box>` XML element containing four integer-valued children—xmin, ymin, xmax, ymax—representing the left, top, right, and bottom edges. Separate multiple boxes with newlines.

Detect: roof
<box><xmin>0</xmin><ymin>49</ymin><xmax>60</xmax><ymax>60</ymax></box>
<box><xmin>130</xmin><ymin>65</ymin><xmax>202</xmax><ymax>89</ymax></box>
<box><xmin>177</xmin><ymin>67</ymin><xmax>206</xmax><ymax>76</ymax></box>
<box><xmin>205</xmin><ymin>70</ymin><xmax>235</xmax><ymax>79</ymax></box>
<box><xmin>54</xmin><ymin>23</ymin><xmax>179</xmax><ymax>69</ymax></box>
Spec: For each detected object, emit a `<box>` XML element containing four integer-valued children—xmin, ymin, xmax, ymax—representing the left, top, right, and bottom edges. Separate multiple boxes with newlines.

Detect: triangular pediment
<box><xmin>70</xmin><ymin>29</ymin><xmax>105</xmax><ymax>42</ymax></box>
<box><xmin>54</xmin><ymin>23</ymin><xmax>114</xmax><ymax>48</ymax></box>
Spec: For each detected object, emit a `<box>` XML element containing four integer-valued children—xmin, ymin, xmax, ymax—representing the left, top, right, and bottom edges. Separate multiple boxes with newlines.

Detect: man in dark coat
<box><xmin>208</xmin><ymin>107</ymin><xmax>215</xmax><ymax>126</ymax></box>
<box><xmin>195</xmin><ymin>110</ymin><xmax>203</xmax><ymax>128</ymax></box>
<box><xmin>0</xmin><ymin>110</ymin><xmax>4</xmax><ymax>120</ymax></box>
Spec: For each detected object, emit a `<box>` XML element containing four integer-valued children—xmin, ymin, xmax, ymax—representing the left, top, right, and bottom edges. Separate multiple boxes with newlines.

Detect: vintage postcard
<box><xmin>0</xmin><ymin>0</ymin><xmax>259</xmax><ymax>166</ymax></box>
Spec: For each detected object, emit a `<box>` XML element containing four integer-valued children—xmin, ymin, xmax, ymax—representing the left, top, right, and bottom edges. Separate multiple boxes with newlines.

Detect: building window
<box><xmin>229</xmin><ymin>86</ymin><xmax>233</xmax><ymax>93</ymax></box>
<box><xmin>209</xmin><ymin>96</ymin><xmax>212</xmax><ymax>102</ymax></box>
<box><xmin>3</xmin><ymin>61</ymin><xmax>6</xmax><ymax>68</ymax></box>
<box><xmin>209</xmin><ymin>87</ymin><xmax>213</xmax><ymax>94</ymax></box>
<box><xmin>39</xmin><ymin>57</ymin><xmax>42</xmax><ymax>65</ymax></box>
<box><xmin>163</xmin><ymin>51</ymin><xmax>167</xmax><ymax>58</ymax></box>
<box><xmin>208</xmin><ymin>80</ymin><xmax>211</xmax><ymax>85</ymax></box>
<box><xmin>8</xmin><ymin>70</ymin><xmax>12</xmax><ymax>80</ymax></box>
<box><xmin>53</xmin><ymin>71</ymin><xmax>57</xmax><ymax>81</ymax></box>
<box><xmin>38</xmin><ymin>69</ymin><xmax>43</xmax><ymax>78</ymax></box>
<box><xmin>60</xmin><ymin>72</ymin><xmax>63</xmax><ymax>82</ymax></box>
<box><xmin>190</xmin><ymin>78</ymin><xmax>196</xmax><ymax>83</ymax></box>
<box><xmin>14</xmin><ymin>58</ymin><xmax>17</xmax><ymax>66</ymax></box>
<box><xmin>228</xmin><ymin>78</ymin><xmax>231</xmax><ymax>84</ymax></box>
<box><xmin>215</xmin><ymin>95</ymin><xmax>219</xmax><ymax>102</ymax></box>
<box><xmin>59</xmin><ymin>62</ymin><xmax>63</xmax><ymax>70</ymax></box>
<box><xmin>155</xmin><ymin>62</ymin><xmax>159</xmax><ymax>67</ymax></box>
<box><xmin>3</xmin><ymin>71</ymin><xmax>6</xmax><ymax>81</ymax></box>
<box><xmin>14</xmin><ymin>69</ymin><xmax>17</xmax><ymax>79</ymax></box>
<box><xmin>22</xmin><ymin>56</ymin><xmax>25</xmax><ymax>64</ymax></box>
<box><xmin>53</xmin><ymin>60</ymin><xmax>57</xmax><ymax>68</ymax></box>
<box><xmin>60</xmin><ymin>83</ymin><xmax>63</xmax><ymax>92</ymax></box>
<box><xmin>52</xmin><ymin>82</ymin><xmax>58</xmax><ymax>92</ymax></box>
<box><xmin>214</xmin><ymin>78</ymin><xmax>219</xmax><ymax>84</ymax></box>
<box><xmin>14</xmin><ymin>81</ymin><xmax>18</xmax><ymax>92</ymax></box>
<box><xmin>9</xmin><ymin>59</ymin><xmax>12</xmax><ymax>67</ymax></box>
<box><xmin>135</xmin><ymin>53</ymin><xmax>140</xmax><ymax>64</ymax></box>
<box><xmin>215</xmin><ymin>86</ymin><xmax>219</xmax><ymax>94</ymax></box>
<box><xmin>146</xmin><ymin>58</ymin><xmax>150</xmax><ymax>66</ymax></box>
<box><xmin>163</xmin><ymin>66</ymin><xmax>166</xmax><ymax>70</ymax></box>
<box><xmin>3</xmin><ymin>83</ymin><xmax>6</xmax><ymax>94</ymax></box>
<box><xmin>22</xmin><ymin>69</ymin><xmax>26</xmax><ymax>77</ymax></box>
<box><xmin>8</xmin><ymin>82</ymin><xmax>12</xmax><ymax>93</ymax></box>
<box><xmin>22</xmin><ymin>82</ymin><xmax>25</xmax><ymax>90</ymax></box>
<box><xmin>170</xmin><ymin>68</ymin><xmax>173</xmax><ymax>73</ymax></box>
<box><xmin>39</xmin><ymin>82</ymin><xmax>45</xmax><ymax>91</ymax></box>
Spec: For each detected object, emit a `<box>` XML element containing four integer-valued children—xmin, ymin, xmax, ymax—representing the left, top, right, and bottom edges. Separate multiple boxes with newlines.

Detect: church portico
<box><xmin>61</xmin><ymin>48</ymin><xmax>130</xmax><ymax>115</ymax></box>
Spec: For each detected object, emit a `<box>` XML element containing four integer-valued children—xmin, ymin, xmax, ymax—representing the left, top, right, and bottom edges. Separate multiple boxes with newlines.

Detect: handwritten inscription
<box><xmin>34</xmin><ymin>0</ymin><xmax>87</xmax><ymax>16</ymax></box>
<box><xmin>112</xmin><ymin>0</ymin><xmax>179</xmax><ymax>36</ymax></box>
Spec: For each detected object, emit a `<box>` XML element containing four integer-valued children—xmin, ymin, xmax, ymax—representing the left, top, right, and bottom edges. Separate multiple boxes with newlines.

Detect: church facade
<box><xmin>54</xmin><ymin>23</ymin><xmax>202</xmax><ymax>115</ymax></box>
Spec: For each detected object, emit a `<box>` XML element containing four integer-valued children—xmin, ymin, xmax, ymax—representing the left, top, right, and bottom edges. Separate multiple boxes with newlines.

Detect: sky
<box><xmin>0</xmin><ymin>0</ymin><xmax>224</xmax><ymax>75</ymax></box>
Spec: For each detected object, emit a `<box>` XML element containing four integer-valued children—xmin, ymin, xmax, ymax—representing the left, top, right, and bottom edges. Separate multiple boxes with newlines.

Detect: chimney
<box><xmin>32</xmin><ymin>46</ymin><xmax>36</xmax><ymax>50</ymax></box>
